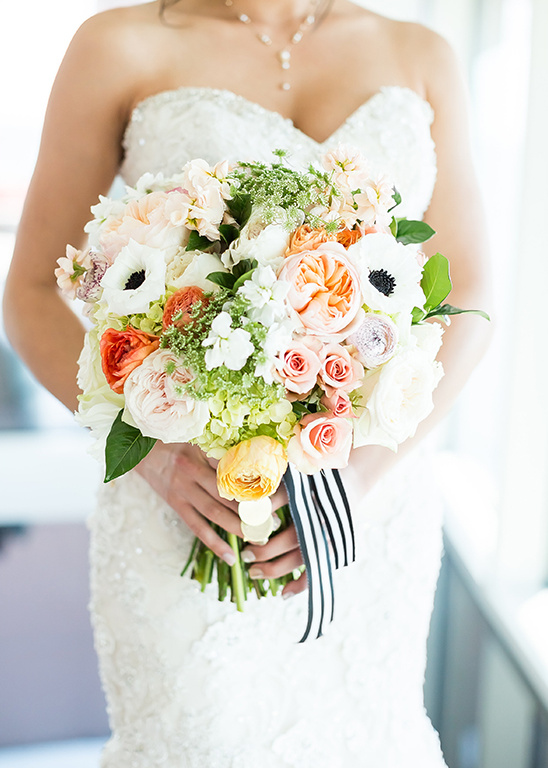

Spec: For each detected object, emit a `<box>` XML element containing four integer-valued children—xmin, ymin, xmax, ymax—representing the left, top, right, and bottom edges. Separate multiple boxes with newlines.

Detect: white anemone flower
<box><xmin>348</xmin><ymin>233</ymin><xmax>425</xmax><ymax>316</ymax></box>
<box><xmin>100</xmin><ymin>239</ymin><xmax>166</xmax><ymax>315</ymax></box>
<box><xmin>202</xmin><ymin>311</ymin><xmax>254</xmax><ymax>371</ymax></box>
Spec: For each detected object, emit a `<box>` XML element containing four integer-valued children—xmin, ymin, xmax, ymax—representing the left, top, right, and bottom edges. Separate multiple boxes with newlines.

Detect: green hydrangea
<box><xmin>161</xmin><ymin>290</ymin><xmax>295</xmax><ymax>455</ymax></box>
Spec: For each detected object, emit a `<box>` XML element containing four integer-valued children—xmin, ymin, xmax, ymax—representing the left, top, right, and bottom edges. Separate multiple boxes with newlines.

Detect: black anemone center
<box><xmin>369</xmin><ymin>269</ymin><xmax>396</xmax><ymax>297</ymax></box>
<box><xmin>124</xmin><ymin>270</ymin><xmax>146</xmax><ymax>290</ymax></box>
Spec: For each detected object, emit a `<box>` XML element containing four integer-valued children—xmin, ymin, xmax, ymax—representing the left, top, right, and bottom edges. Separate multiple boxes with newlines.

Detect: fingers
<box><xmin>177</xmin><ymin>504</ymin><xmax>236</xmax><ymax>565</ymax></box>
<box><xmin>170</xmin><ymin>478</ymin><xmax>242</xmax><ymax>536</ymax></box>
<box><xmin>171</xmin><ymin>448</ymin><xmax>238</xmax><ymax>513</ymax></box>
<box><xmin>242</xmin><ymin>525</ymin><xmax>299</xmax><ymax>564</ymax></box>
<box><xmin>282</xmin><ymin>571</ymin><xmax>308</xmax><ymax>598</ymax></box>
<box><xmin>248</xmin><ymin>549</ymin><xmax>303</xmax><ymax>580</ymax></box>
<box><xmin>271</xmin><ymin>484</ymin><xmax>289</xmax><ymax>511</ymax></box>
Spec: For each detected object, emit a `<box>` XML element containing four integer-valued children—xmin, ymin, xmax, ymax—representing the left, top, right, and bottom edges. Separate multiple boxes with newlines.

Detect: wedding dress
<box><xmin>88</xmin><ymin>85</ymin><xmax>447</xmax><ymax>768</ymax></box>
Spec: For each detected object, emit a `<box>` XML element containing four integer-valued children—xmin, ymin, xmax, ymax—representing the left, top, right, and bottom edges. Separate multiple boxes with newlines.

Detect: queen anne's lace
<box><xmin>91</xmin><ymin>86</ymin><xmax>445</xmax><ymax>767</ymax></box>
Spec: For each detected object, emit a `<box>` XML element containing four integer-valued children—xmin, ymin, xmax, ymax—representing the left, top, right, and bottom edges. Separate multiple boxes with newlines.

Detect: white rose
<box><xmin>123</xmin><ymin>349</ymin><xmax>210</xmax><ymax>443</ymax></box>
<box><xmin>411</xmin><ymin>320</ymin><xmax>444</xmax><ymax>358</ymax></box>
<box><xmin>353</xmin><ymin>331</ymin><xmax>444</xmax><ymax>450</ymax></box>
<box><xmin>224</xmin><ymin>217</ymin><xmax>290</xmax><ymax>272</ymax></box>
<box><xmin>171</xmin><ymin>251</ymin><xmax>228</xmax><ymax>292</ymax></box>
<box><xmin>75</xmin><ymin>332</ymin><xmax>125</xmax><ymax>462</ymax></box>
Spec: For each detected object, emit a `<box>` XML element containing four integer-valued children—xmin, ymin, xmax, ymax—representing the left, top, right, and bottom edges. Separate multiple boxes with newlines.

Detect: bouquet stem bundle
<box><xmin>181</xmin><ymin>505</ymin><xmax>297</xmax><ymax>611</ymax></box>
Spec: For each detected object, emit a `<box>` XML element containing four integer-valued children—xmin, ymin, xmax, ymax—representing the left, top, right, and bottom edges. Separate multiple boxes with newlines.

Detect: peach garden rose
<box><xmin>278</xmin><ymin>241</ymin><xmax>364</xmax><ymax>340</ymax></box>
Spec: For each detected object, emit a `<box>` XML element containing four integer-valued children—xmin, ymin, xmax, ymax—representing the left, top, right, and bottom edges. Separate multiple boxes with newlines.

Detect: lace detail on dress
<box><xmin>120</xmin><ymin>86</ymin><xmax>437</xmax><ymax>220</ymax></box>
<box><xmin>89</xmin><ymin>86</ymin><xmax>447</xmax><ymax>767</ymax></box>
<box><xmin>89</xmin><ymin>453</ymin><xmax>446</xmax><ymax>767</ymax></box>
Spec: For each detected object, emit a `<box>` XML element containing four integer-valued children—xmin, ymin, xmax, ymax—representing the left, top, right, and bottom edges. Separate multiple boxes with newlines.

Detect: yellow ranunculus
<box><xmin>216</xmin><ymin>436</ymin><xmax>288</xmax><ymax>502</ymax></box>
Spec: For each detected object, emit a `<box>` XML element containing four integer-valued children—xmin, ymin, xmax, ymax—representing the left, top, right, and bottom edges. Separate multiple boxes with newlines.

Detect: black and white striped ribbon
<box><xmin>283</xmin><ymin>464</ymin><xmax>355</xmax><ymax>642</ymax></box>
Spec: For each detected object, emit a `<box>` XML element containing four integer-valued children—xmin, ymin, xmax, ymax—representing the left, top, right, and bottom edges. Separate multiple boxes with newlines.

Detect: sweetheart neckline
<box><xmin>124</xmin><ymin>85</ymin><xmax>434</xmax><ymax>148</ymax></box>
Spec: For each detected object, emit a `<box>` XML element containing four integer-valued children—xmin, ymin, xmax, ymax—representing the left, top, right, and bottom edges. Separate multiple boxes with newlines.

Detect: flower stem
<box><xmin>227</xmin><ymin>532</ymin><xmax>246</xmax><ymax>612</ymax></box>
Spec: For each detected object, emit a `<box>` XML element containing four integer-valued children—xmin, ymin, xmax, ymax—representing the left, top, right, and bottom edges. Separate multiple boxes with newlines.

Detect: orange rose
<box><xmin>100</xmin><ymin>326</ymin><xmax>160</xmax><ymax>394</ymax></box>
<box><xmin>336</xmin><ymin>228</ymin><xmax>362</xmax><ymax>249</ymax></box>
<box><xmin>162</xmin><ymin>286</ymin><xmax>210</xmax><ymax>331</ymax></box>
<box><xmin>286</xmin><ymin>225</ymin><xmax>336</xmax><ymax>257</ymax></box>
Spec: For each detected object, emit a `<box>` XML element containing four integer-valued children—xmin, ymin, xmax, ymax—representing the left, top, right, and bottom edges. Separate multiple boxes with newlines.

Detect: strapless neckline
<box><xmin>124</xmin><ymin>84</ymin><xmax>433</xmax><ymax>148</ymax></box>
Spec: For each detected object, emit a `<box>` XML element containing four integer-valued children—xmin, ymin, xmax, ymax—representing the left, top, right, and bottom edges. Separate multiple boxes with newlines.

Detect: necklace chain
<box><xmin>225</xmin><ymin>0</ymin><xmax>320</xmax><ymax>91</ymax></box>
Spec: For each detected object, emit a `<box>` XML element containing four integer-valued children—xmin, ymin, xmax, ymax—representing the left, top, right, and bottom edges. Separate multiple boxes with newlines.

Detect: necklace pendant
<box><xmin>279</xmin><ymin>48</ymin><xmax>291</xmax><ymax>69</ymax></box>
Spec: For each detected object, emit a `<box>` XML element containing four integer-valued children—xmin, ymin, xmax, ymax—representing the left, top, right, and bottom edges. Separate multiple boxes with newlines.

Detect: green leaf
<box><xmin>395</xmin><ymin>218</ymin><xmax>436</xmax><ymax>245</ymax></box>
<box><xmin>233</xmin><ymin>258</ymin><xmax>257</xmax><ymax>280</ymax></box>
<box><xmin>219</xmin><ymin>224</ymin><xmax>240</xmax><ymax>246</ymax></box>
<box><xmin>206</xmin><ymin>271</ymin><xmax>236</xmax><ymax>290</ymax></box>
<box><xmin>233</xmin><ymin>269</ymin><xmax>256</xmax><ymax>292</ymax></box>
<box><xmin>388</xmin><ymin>189</ymin><xmax>402</xmax><ymax>213</ymax></box>
<box><xmin>421</xmin><ymin>252</ymin><xmax>452</xmax><ymax>312</ymax></box>
<box><xmin>389</xmin><ymin>217</ymin><xmax>398</xmax><ymax>238</ymax></box>
<box><xmin>426</xmin><ymin>303</ymin><xmax>491</xmax><ymax>321</ymax></box>
<box><xmin>186</xmin><ymin>230</ymin><xmax>215</xmax><ymax>252</ymax></box>
<box><xmin>104</xmin><ymin>410</ymin><xmax>156</xmax><ymax>483</ymax></box>
<box><xmin>227</xmin><ymin>193</ymin><xmax>252</xmax><ymax>227</ymax></box>
<box><xmin>412</xmin><ymin>306</ymin><xmax>426</xmax><ymax>324</ymax></box>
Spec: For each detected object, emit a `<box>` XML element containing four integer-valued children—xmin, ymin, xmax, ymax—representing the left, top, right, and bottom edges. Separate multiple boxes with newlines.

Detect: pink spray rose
<box><xmin>320</xmin><ymin>390</ymin><xmax>356</xmax><ymax>419</ymax></box>
<box><xmin>287</xmin><ymin>412</ymin><xmax>353</xmax><ymax>474</ymax></box>
<box><xmin>318</xmin><ymin>343</ymin><xmax>364</xmax><ymax>397</ymax></box>
<box><xmin>274</xmin><ymin>338</ymin><xmax>322</xmax><ymax>395</ymax></box>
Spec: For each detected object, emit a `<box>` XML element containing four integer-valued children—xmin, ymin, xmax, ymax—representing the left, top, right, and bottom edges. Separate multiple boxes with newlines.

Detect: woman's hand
<box><xmin>136</xmin><ymin>441</ymin><xmax>243</xmax><ymax>566</ymax></box>
<box><xmin>138</xmin><ymin>441</ymin><xmax>308</xmax><ymax>596</ymax></box>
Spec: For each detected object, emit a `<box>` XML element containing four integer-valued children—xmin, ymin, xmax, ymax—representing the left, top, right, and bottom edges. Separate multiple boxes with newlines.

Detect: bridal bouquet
<box><xmin>57</xmin><ymin>146</ymin><xmax>486</xmax><ymax>626</ymax></box>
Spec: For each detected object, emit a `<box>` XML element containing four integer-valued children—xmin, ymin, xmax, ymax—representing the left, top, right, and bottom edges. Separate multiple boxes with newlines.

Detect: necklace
<box><xmin>225</xmin><ymin>0</ymin><xmax>321</xmax><ymax>91</ymax></box>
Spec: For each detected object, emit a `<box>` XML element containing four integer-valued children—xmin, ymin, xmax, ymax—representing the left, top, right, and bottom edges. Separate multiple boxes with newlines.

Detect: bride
<box><xmin>3</xmin><ymin>1</ymin><xmax>490</xmax><ymax>765</ymax></box>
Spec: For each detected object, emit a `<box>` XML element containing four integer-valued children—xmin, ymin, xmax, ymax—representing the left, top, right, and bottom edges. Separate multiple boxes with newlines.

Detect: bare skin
<box><xmin>3</xmin><ymin>0</ymin><xmax>491</xmax><ymax>596</ymax></box>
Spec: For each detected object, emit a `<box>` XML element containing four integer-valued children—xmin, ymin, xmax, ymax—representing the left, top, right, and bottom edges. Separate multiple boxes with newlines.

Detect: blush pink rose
<box><xmin>318</xmin><ymin>343</ymin><xmax>364</xmax><ymax>397</ymax></box>
<box><xmin>274</xmin><ymin>338</ymin><xmax>322</xmax><ymax>395</ymax></box>
<box><xmin>321</xmin><ymin>390</ymin><xmax>356</xmax><ymax>418</ymax></box>
<box><xmin>287</xmin><ymin>412</ymin><xmax>353</xmax><ymax>474</ymax></box>
<box><xmin>279</xmin><ymin>241</ymin><xmax>363</xmax><ymax>340</ymax></box>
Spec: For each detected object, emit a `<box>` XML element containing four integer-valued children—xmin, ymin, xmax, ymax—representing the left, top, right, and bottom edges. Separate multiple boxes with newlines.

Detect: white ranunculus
<box><xmin>346</xmin><ymin>313</ymin><xmax>399</xmax><ymax>369</ymax></box>
<box><xmin>347</xmin><ymin>233</ymin><xmax>425</xmax><ymax>316</ymax></box>
<box><xmin>172</xmin><ymin>251</ymin><xmax>228</xmax><ymax>292</ymax></box>
<box><xmin>202</xmin><ymin>311</ymin><xmax>254</xmax><ymax>371</ymax></box>
<box><xmin>353</xmin><ymin>330</ymin><xmax>444</xmax><ymax>450</ymax></box>
<box><xmin>100</xmin><ymin>239</ymin><xmax>166</xmax><ymax>315</ymax></box>
<box><xmin>123</xmin><ymin>349</ymin><xmax>210</xmax><ymax>443</ymax></box>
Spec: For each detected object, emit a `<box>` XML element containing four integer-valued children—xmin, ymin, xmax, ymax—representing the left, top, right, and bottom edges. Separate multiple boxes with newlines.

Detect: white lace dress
<box><xmin>88</xmin><ymin>86</ymin><xmax>447</xmax><ymax>768</ymax></box>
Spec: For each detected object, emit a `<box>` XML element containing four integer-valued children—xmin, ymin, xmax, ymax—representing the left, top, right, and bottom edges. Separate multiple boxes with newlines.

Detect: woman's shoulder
<box><xmin>69</xmin><ymin>2</ymin><xmax>161</xmax><ymax>50</ymax></box>
<box><xmin>60</xmin><ymin>3</ymin><xmax>166</xmax><ymax>113</ymax></box>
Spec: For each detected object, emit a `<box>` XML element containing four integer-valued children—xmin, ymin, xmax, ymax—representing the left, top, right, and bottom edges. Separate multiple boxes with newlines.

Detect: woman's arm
<box><xmin>3</xmin><ymin>13</ymin><xmax>137</xmax><ymax>411</ymax></box>
<box><xmin>342</xmin><ymin>28</ymin><xmax>493</xmax><ymax>503</ymax></box>
<box><xmin>2</xmin><ymin>12</ymin><xmax>244</xmax><ymax>565</ymax></box>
